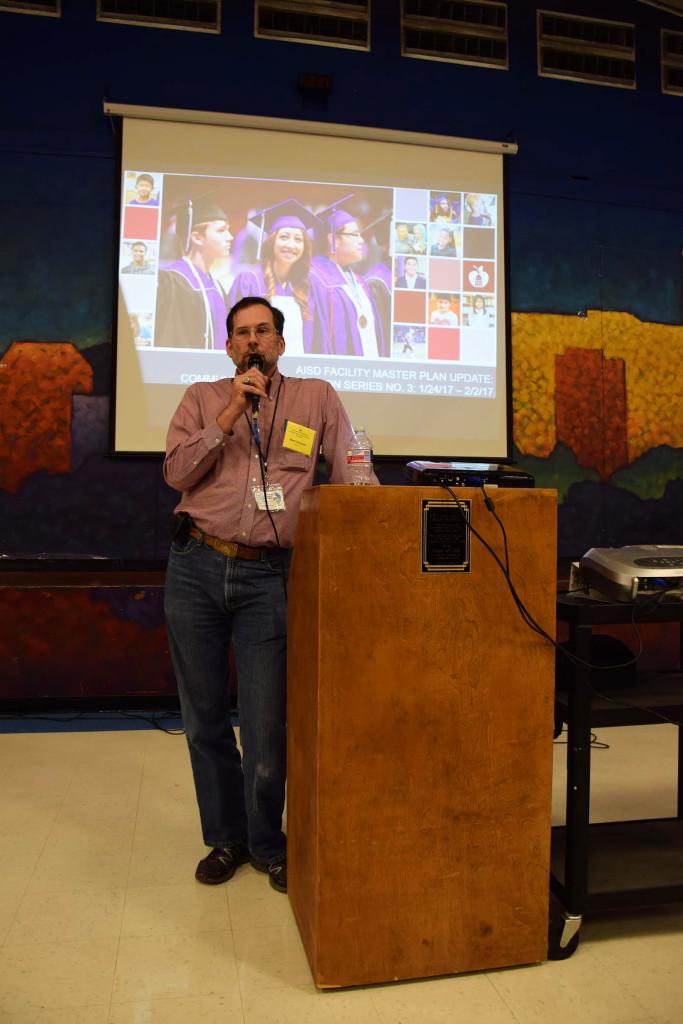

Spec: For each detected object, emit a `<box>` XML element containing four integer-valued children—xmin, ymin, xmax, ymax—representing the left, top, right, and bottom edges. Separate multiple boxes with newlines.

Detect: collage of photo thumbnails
<box><xmin>119</xmin><ymin>170</ymin><xmax>497</xmax><ymax>366</ymax></box>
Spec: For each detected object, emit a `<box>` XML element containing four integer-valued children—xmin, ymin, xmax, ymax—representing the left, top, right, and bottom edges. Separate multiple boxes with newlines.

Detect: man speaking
<box><xmin>164</xmin><ymin>297</ymin><xmax>360</xmax><ymax>893</ymax></box>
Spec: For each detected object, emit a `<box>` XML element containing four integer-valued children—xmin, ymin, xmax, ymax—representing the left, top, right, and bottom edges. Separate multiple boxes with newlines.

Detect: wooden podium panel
<box><xmin>287</xmin><ymin>486</ymin><xmax>557</xmax><ymax>988</ymax></box>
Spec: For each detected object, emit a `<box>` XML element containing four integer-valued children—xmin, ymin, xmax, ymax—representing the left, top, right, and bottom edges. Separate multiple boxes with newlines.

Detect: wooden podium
<box><xmin>287</xmin><ymin>485</ymin><xmax>557</xmax><ymax>988</ymax></box>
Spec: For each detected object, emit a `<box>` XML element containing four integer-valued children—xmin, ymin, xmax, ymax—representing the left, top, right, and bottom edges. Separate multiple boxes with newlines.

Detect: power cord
<box><xmin>584</xmin><ymin>681</ymin><xmax>681</xmax><ymax>727</ymax></box>
<box><xmin>443</xmin><ymin>483</ymin><xmax>563</xmax><ymax>650</ymax></box>
<box><xmin>479</xmin><ymin>484</ymin><xmax>509</xmax><ymax>575</ymax></box>
<box><xmin>0</xmin><ymin>710</ymin><xmax>185</xmax><ymax>735</ymax></box>
<box><xmin>441</xmin><ymin>484</ymin><xmax>682</xmax><ymax>728</ymax></box>
<box><xmin>554</xmin><ymin>728</ymin><xmax>610</xmax><ymax>750</ymax></box>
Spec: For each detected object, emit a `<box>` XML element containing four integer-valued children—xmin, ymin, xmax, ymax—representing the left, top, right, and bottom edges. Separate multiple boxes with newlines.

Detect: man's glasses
<box><xmin>232</xmin><ymin>324</ymin><xmax>279</xmax><ymax>341</ymax></box>
<box><xmin>337</xmin><ymin>231</ymin><xmax>363</xmax><ymax>239</ymax></box>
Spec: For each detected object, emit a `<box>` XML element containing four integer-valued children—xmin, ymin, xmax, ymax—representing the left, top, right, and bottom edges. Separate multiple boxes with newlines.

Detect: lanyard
<box><xmin>244</xmin><ymin>374</ymin><xmax>284</xmax><ymax>477</ymax></box>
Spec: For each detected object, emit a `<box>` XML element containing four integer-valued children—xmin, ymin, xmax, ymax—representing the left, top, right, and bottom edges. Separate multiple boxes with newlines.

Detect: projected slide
<box><xmin>113</xmin><ymin>114</ymin><xmax>511</xmax><ymax>457</ymax></box>
<box><xmin>118</xmin><ymin>171</ymin><xmax>499</xmax><ymax>402</ymax></box>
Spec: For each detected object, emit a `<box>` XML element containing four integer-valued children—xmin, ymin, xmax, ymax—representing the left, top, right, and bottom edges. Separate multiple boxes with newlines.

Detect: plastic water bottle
<box><xmin>346</xmin><ymin>428</ymin><xmax>373</xmax><ymax>485</ymax></box>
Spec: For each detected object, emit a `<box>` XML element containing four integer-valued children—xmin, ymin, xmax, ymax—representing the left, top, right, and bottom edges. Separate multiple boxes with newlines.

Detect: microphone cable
<box><xmin>247</xmin><ymin>353</ymin><xmax>264</xmax><ymax>447</ymax></box>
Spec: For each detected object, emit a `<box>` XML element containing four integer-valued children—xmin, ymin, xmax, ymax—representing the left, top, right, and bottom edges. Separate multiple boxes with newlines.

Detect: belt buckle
<box><xmin>224</xmin><ymin>541</ymin><xmax>239</xmax><ymax>558</ymax></box>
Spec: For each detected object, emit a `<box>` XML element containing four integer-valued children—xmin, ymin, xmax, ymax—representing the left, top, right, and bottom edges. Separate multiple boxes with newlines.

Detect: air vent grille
<box><xmin>97</xmin><ymin>0</ymin><xmax>220</xmax><ymax>32</ymax></box>
<box><xmin>255</xmin><ymin>1</ymin><xmax>370</xmax><ymax>50</ymax></box>
<box><xmin>0</xmin><ymin>0</ymin><xmax>60</xmax><ymax>14</ymax></box>
<box><xmin>402</xmin><ymin>0</ymin><xmax>507</xmax><ymax>69</ymax></box>
<box><xmin>662</xmin><ymin>29</ymin><xmax>683</xmax><ymax>95</ymax></box>
<box><xmin>538</xmin><ymin>10</ymin><xmax>636</xmax><ymax>89</ymax></box>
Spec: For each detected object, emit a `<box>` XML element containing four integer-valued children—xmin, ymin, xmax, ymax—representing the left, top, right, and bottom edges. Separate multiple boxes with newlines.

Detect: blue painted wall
<box><xmin>1</xmin><ymin>0</ymin><xmax>681</xmax><ymax>560</ymax></box>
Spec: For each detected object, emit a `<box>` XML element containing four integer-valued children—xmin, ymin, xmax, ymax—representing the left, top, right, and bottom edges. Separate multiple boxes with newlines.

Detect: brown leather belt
<box><xmin>189</xmin><ymin>526</ymin><xmax>279</xmax><ymax>561</ymax></box>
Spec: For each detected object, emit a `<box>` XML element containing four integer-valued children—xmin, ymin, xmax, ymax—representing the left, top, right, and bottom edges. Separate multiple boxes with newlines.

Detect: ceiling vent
<box><xmin>401</xmin><ymin>0</ymin><xmax>507</xmax><ymax>69</ymax></box>
<box><xmin>638</xmin><ymin>0</ymin><xmax>683</xmax><ymax>17</ymax></box>
<box><xmin>538</xmin><ymin>10</ymin><xmax>636</xmax><ymax>89</ymax></box>
<box><xmin>96</xmin><ymin>0</ymin><xmax>220</xmax><ymax>32</ymax></box>
<box><xmin>0</xmin><ymin>0</ymin><xmax>60</xmax><ymax>13</ymax></box>
<box><xmin>662</xmin><ymin>28</ymin><xmax>683</xmax><ymax>94</ymax></box>
<box><xmin>255</xmin><ymin>1</ymin><xmax>370</xmax><ymax>50</ymax></box>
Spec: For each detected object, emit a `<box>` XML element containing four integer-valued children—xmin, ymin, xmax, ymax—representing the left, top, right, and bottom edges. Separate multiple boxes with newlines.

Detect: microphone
<box><xmin>247</xmin><ymin>353</ymin><xmax>264</xmax><ymax>415</ymax></box>
<box><xmin>247</xmin><ymin>353</ymin><xmax>264</xmax><ymax>445</ymax></box>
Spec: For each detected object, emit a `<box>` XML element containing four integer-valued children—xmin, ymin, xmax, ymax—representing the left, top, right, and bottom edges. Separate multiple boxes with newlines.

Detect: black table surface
<box><xmin>557</xmin><ymin>592</ymin><xmax>683</xmax><ymax>625</ymax></box>
<box><xmin>0</xmin><ymin>556</ymin><xmax>166</xmax><ymax>586</ymax></box>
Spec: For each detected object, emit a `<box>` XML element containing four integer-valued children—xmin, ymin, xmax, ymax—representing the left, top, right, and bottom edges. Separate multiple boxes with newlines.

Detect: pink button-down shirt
<box><xmin>164</xmin><ymin>370</ymin><xmax>356</xmax><ymax>548</ymax></box>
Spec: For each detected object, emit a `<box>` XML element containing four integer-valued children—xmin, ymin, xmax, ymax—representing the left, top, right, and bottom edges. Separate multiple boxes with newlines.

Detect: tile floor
<box><xmin>0</xmin><ymin>721</ymin><xmax>681</xmax><ymax>1023</ymax></box>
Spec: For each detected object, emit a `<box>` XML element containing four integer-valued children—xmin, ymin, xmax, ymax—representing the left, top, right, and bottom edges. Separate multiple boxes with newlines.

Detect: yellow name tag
<box><xmin>283</xmin><ymin>420</ymin><xmax>316</xmax><ymax>457</ymax></box>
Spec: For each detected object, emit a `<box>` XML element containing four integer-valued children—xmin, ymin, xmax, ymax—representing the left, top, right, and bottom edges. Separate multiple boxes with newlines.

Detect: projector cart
<box><xmin>550</xmin><ymin>593</ymin><xmax>683</xmax><ymax>958</ymax></box>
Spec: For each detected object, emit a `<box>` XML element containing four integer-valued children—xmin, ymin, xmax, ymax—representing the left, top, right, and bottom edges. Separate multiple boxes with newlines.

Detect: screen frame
<box><xmin>107</xmin><ymin>105</ymin><xmax>517</xmax><ymax>462</ymax></box>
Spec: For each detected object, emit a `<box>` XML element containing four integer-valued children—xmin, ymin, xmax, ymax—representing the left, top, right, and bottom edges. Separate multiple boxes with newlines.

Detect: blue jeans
<box><xmin>164</xmin><ymin>536</ymin><xmax>290</xmax><ymax>863</ymax></box>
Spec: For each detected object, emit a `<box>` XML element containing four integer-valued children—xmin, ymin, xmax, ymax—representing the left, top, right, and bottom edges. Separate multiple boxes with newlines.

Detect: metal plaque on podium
<box><xmin>421</xmin><ymin>499</ymin><xmax>470</xmax><ymax>573</ymax></box>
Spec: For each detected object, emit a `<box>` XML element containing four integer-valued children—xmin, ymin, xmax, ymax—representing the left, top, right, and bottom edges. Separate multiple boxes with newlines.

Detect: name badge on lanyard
<box><xmin>253</xmin><ymin>484</ymin><xmax>285</xmax><ymax>511</ymax></box>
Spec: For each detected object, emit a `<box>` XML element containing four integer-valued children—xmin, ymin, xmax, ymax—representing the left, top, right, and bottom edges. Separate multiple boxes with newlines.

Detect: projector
<box><xmin>576</xmin><ymin>545</ymin><xmax>683</xmax><ymax>602</ymax></box>
<box><xmin>405</xmin><ymin>461</ymin><xmax>534</xmax><ymax>487</ymax></box>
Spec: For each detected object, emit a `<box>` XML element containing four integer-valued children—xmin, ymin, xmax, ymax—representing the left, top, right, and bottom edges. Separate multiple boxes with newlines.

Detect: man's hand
<box><xmin>216</xmin><ymin>369</ymin><xmax>269</xmax><ymax>435</ymax></box>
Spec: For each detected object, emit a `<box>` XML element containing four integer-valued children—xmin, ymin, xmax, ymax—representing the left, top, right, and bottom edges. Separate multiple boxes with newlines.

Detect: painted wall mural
<box><xmin>513</xmin><ymin>310</ymin><xmax>681</xmax><ymax>473</ymax></box>
<box><xmin>512</xmin><ymin>310</ymin><xmax>682</xmax><ymax>556</ymax></box>
<box><xmin>1</xmin><ymin>0</ymin><xmax>681</xmax><ymax>702</ymax></box>
<box><xmin>1</xmin><ymin>213</ymin><xmax>681</xmax><ymax>701</ymax></box>
<box><xmin>0</xmin><ymin>586</ymin><xmax>173</xmax><ymax>700</ymax></box>
<box><xmin>1</xmin><ymin>312</ymin><xmax>679</xmax><ymax>559</ymax></box>
<box><xmin>0</xmin><ymin>342</ymin><xmax>93</xmax><ymax>494</ymax></box>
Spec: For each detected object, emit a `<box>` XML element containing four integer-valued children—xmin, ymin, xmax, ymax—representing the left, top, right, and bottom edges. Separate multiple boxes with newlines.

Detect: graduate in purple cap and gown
<box><xmin>310</xmin><ymin>206</ymin><xmax>388</xmax><ymax>358</ymax></box>
<box><xmin>431</xmin><ymin>194</ymin><xmax>459</xmax><ymax>224</ymax></box>
<box><xmin>154</xmin><ymin>198</ymin><xmax>233</xmax><ymax>349</ymax></box>
<box><xmin>228</xmin><ymin>200</ymin><xmax>326</xmax><ymax>356</ymax></box>
<box><xmin>363</xmin><ymin>210</ymin><xmax>393</xmax><ymax>343</ymax></box>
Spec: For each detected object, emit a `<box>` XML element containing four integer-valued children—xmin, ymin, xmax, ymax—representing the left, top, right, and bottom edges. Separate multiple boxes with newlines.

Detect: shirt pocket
<box><xmin>275</xmin><ymin>446</ymin><xmax>313</xmax><ymax>472</ymax></box>
<box><xmin>273</xmin><ymin>426</ymin><xmax>319</xmax><ymax>471</ymax></box>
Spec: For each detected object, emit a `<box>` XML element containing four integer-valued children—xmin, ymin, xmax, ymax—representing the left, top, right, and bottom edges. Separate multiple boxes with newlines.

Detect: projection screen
<box><xmin>112</xmin><ymin>108</ymin><xmax>514</xmax><ymax>458</ymax></box>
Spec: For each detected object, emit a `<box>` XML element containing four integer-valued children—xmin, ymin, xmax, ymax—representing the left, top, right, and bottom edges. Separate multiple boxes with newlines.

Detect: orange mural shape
<box><xmin>556</xmin><ymin>348</ymin><xmax>628</xmax><ymax>480</ymax></box>
<box><xmin>0</xmin><ymin>342</ymin><xmax>93</xmax><ymax>494</ymax></box>
<box><xmin>0</xmin><ymin>587</ymin><xmax>175</xmax><ymax>698</ymax></box>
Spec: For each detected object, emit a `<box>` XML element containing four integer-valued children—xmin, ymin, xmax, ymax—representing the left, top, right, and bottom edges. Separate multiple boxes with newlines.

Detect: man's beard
<box><xmin>237</xmin><ymin>355</ymin><xmax>275</xmax><ymax>376</ymax></box>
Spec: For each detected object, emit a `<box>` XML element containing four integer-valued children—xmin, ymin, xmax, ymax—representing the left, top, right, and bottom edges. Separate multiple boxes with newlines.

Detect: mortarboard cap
<box><xmin>315</xmin><ymin>194</ymin><xmax>357</xmax><ymax>253</ymax></box>
<box><xmin>248</xmin><ymin>199</ymin><xmax>320</xmax><ymax>259</ymax></box>
<box><xmin>177</xmin><ymin>194</ymin><xmax>229</xmax><ymax>252</ymax></box>
<box><xmin>363</xmin><ymin>209</ymin><xmax>392</xmax><ymax>246</ymax></box>
<box><xmin>190</xmin><ymin>196</ymin><xmax>229</xmax><ymax>227</ymax></box>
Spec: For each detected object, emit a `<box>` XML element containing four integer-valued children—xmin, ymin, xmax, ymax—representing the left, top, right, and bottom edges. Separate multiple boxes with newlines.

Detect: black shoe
<box><xmin>252</xmin><ymin>856</ymin><xmax>287</xmax><ymax>893</ymax></box>
<box><xmin>195</xmin><ymin>844</ymin><xmax>250</xmax><ymax>885</ymax></box>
